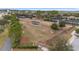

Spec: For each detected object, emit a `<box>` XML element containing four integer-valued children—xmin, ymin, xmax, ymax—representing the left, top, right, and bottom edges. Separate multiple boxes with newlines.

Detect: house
<box><xmin>16</xmin><ymin>14</ymin><xmax>33</xmax><ymax>18</ymax></box>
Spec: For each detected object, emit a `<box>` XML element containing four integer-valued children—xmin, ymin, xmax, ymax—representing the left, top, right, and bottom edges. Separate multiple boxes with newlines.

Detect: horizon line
<box><xmin>0</xmin><ymin>8</ymin><xmax>79</xmax><ymax>11</ymax></box>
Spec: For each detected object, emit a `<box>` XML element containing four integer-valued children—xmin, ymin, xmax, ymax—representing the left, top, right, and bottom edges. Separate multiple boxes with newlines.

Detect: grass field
<box><xmin>0</xmin><ymin>28</ymin><xmax>8</xmax><ymax>48</ymax></box>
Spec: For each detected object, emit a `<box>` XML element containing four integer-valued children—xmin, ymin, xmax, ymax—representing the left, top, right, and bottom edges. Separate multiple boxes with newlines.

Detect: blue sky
<box><xmin>0</xmin><ymin>8</ymin><xmax>79</xmax><ymax>11</ymax></box>
<box><xmin>14</xmin><ymin>8</ymin><xmax>79</xmax><ymax>11</ymax></box>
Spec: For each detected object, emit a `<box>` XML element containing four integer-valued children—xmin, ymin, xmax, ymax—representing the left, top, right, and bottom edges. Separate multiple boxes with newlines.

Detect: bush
<box><xmin>75</xmin><ymin>28</ymin><xmax>79</xmax><ymax>34</ymax></box>
<box><xmin>0</xmin><ymin>29</ymin><xmax>4</xmax><ymax>33</ymax></box>
<box><xmin>17</xmin><ymin>45</ymin><xmax>38</xmax><ymax>49</ymax></box>
<box><xmin>59</xmin><ymin>21</ymin><xmax>65</xmax><ymax>27</ymax></box>
<box><xmin>51</xmin><ymin>23</ymin><xmax>59</xmax><ymax>30</ymax></box>
<box><xmin>12</xmin><ymin>43</ymin><xmax>17</xmax><ymax>48</ymax></box>
<box><xmin>12</xmin><ymin>41</ymin><xmax>20</xmax><ymax>48</ymax></box>
<box><xmin>44</xmin><ymin>18</ymin><xmax>49</xmax><ymax>21</ymax></box>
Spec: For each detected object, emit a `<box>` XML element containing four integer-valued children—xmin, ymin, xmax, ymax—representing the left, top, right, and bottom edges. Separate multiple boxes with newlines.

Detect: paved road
<box><xmin>0</xmin><ymin>38</ymin><xmax>12</xmax><ymax>51</ymax></box>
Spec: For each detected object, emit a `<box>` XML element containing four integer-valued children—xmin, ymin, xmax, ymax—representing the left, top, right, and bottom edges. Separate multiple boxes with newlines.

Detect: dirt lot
<box><xmin>19</xmin><ymin>18</ymin><xmax>53</xmax><ymax>45</ymax></box>
<box><xmin>18</xmin><ymin>18</ymin><xmax>75</xmax><ymax>50</ymax></box>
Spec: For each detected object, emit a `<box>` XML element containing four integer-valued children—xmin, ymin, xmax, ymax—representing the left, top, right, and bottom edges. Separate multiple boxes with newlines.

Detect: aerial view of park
<box><xmin>0</xmin><ymin>8</ymin><xmax>79</xmax><ymax>51</ymax></box>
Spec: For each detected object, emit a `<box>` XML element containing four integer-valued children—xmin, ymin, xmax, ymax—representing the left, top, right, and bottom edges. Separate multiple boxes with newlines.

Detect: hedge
<box><xmin>13</xmin><ymin>45</ymin><xmax>38</xmax><ymax>49</ymax></box>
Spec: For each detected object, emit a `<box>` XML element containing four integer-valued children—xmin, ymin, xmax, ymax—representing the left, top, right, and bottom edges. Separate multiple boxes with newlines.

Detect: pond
<box><xmin>69</xmin><ymin>31</ymin><xmax>79</xmax><ymax>51</ymax></box>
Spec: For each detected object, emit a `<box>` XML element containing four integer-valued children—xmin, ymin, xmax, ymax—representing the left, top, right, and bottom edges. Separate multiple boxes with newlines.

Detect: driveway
<box><xmin>0</xmin><ymin>38</ymin><xmax>12</xmax><ymax>51</ymax></box>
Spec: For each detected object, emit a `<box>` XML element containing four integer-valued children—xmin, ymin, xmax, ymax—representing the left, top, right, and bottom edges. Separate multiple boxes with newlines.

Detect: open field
<box><xmin>35</xmin><ymin>24</ymin><xmax>75</xmax><ymax>49</ymax></box>
<box><xmin>19</xmin><ymin>18</ymin><xmax>53</xmax><ymax>45</ymax></box>
<box><xmin>17</xmin><ymin>18</ymin><xmax>75</xmax><ymax>51</ymax></box>
<box><xmin>43</xmin><ymin>25</ymin><xmax>75</xmax><ymax>48</ymax></box>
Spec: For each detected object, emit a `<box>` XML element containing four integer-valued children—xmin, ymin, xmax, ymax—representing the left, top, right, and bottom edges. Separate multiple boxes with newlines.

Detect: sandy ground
<box><xmin>19</xmin><ymin>18</ymin><xmax>75</xmax><ymax>51</ymax></box>
<box><xmin>19</xmin><ymin>18</ymin><xmax>53</xmax><ymax>45</ymax></box>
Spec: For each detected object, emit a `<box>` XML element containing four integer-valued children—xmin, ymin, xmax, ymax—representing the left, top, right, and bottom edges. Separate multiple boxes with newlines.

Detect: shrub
<box><xmin>12</xmin><ymin>43</ymin><xmax>17</xmax><ymax>48</ymax></box>
<box><xmin>59</xmin><ymin>21</ymin><xmax>65</xmax><ymax>27</ymax></box>
<box><xmin>75</xmin><ymin>28</ymin><xmax>79</xmax><ymax>34</ymax></box>
<box><xmin>17</xmin><ymin>45</ymin><xmax>38</xmax><ymax>49</ymax></box>
<box><xmin>51</xmin><ymin>23</ymin><xmax>59</xmax><ymax>30</ymax></box>
<box><xmin>44</xmin><ymin>18</ymin><xmax>49</xmax><ymax>21</ymax></box>
<box><xmin>0</xmin><ymin>29</ymin><xmax>4</xmax><ymax>33</ymax></box>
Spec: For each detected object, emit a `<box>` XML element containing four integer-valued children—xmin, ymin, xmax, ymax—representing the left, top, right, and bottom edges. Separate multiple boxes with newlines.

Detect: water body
<box><xmin>0</xmin><ymin>38</ymin><xmax>11</xmax><ymax>51</ymax></box>
<box><xmin>69</xmin><ymin>31</ymin><xmax>79</xmax><ymax>51</ymax></box>
<box><xmin>71</xmin><ymin>36</ymin><xmax>79</xmax><ymax>51</ymax></box>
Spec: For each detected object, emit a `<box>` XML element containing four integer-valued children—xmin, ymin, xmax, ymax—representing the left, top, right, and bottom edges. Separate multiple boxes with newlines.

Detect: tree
<box><xmin>47</xmin><ymin>11</ymin><xmax>59</xmax><ymax>16</ymax></box>
<box><xmin>35</xmin><ymin>10</ymin><xmax>45</xmax><ymax>19</ymax></box>
<box><xmin>0</xmin><ymin>20</ymin><xmax>8</xmax><ymax>25</ymax></box>
<box><xmin>44</xmin><ymin>16</ymin><xmax>51</xmax><ymax>21</ymax></box>
<box><xmin>59</xmin><ymin>21</ymin><xmax>65</xmax><ymax>27</ymax></box>
<box><xmin>9</xmin><ymin>14</ymin><xmax>22</xmax><ymax>48</ymax></box>
<box><xmin>43</xmin><ymin>11</ymin><xmax>59</xmax><ymax>21</ymax></box>
<box><xmin>3</xmin><ymin>15</ymin><xmax>11</xmax><ymax>20</ymax></box>
<box><xmin>51</xmin><ymin>23</ymin><xmax>59</xmax><ymax>30</ymax></box>
<box><xmin>0</xmin><ymin>19</ymin><xmax>9</xmax><ymax>33</ymax></box>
